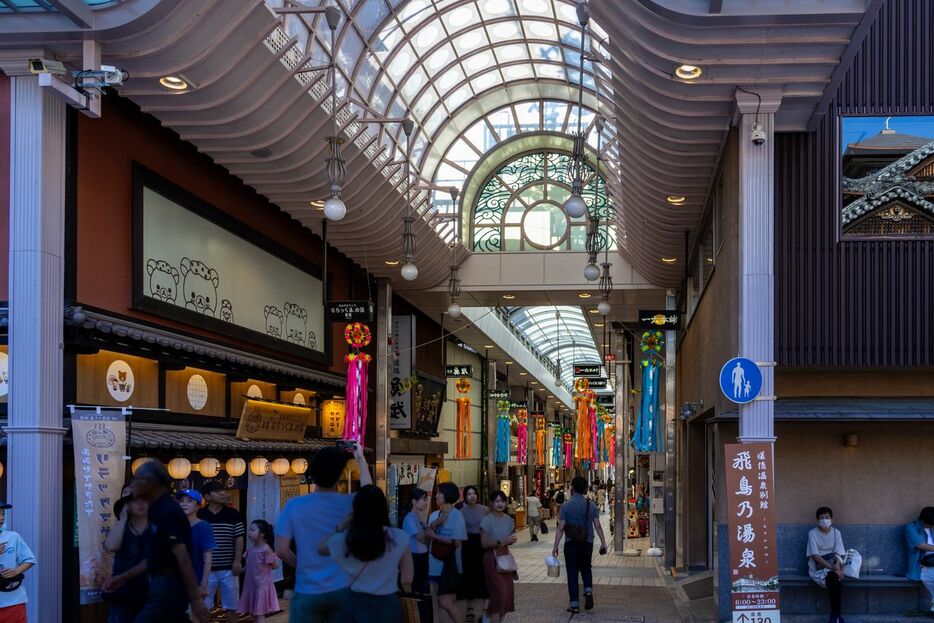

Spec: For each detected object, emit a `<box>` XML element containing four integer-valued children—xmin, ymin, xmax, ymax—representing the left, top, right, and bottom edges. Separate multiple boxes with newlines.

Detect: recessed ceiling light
<box><xmin>159</xmin><ymin>76</ymin><xmax>188</xmax><ymax>90</ymax></box>
<box><xmin>519</xmin><ymin>372</ymin><xmax>528</xmax><ymax>376</ymax></box>
<box><xmin>675</xmin><ymin>64</ymin><xmax>702</xmax><ymax>80</ymax></box>
<box><xmin>384</xmin><ymin>260</ymin><xmax>400</xmax><ymax>266</ymax></box>
<box><xmin>706</xmin><ymin>257</ymin><xmax>713</xmax><ymax>263</ymax></box>
<box><xmin>666</xmin><ymin>195</ymin><xmax>686</xmax><ymax>205</ymax></box>
<box><xmin>661</xmin><ymin>257</ymin><xmax>677</xmax><ymax>264</ymax></box>
<box><xmin>588</xmin><ymin>308</ymin><xmax>599</xmax><ymax>314</ymax></box>
<box><xmin>505</xmin><ymin>361</ymin><xmax>514</xmax><ymax>365</ymax></box>
<box><xmin>310</xmin><ymin>200</ymin><xmax>325</xmax><ymax>210</ymax></box>
<box><xmin>594</xmin><ymin>322</ymin><xmax>604</xmax><ymax>327</ymax></box>
<box><xmin>530</xmin><ymin>381</ymin><xmax>538</xmax><ymax>384</ymax></box>
<box><xmin>484</xmin><ymin>345</ymin><xmax>495</xmax><ymax>349</ymax></box>
<box><xmin>502</xmin><ymin>294</ymin><xmax>515</xmax><ymax>300</ymax></box>
<box><xmin>578</xmin><ymin>293</ymin><xmax>592</xmax><ymax>299</ymax></box>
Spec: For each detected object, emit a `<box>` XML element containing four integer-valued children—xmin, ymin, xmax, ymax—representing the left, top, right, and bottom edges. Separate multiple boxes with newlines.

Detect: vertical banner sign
<box><xmin>390</xmin><ymin>314</ymin><xmax>415</xmax><ymax>430</ymax></box>
<box><xmin>724</xmin><ymin>443</ymin><xmax>780</xmax><ymax>623</ymax></box>
<box><xmin>388</xmin><ymin>464</ymin><xmax>400</xmax><ymax>527</ymax></box>
<box><xmin>246</xmin><ymin>471</ymin><xmax>284</xmax><ymax>582</ymax></box>
<box><xmin>72</xmin><ymin>408</ymin><xmax>127</xmax><ymax>604</ymax></box>
<box><xmin>534</xmin><ymin>466</ymin><xmax>545</xmax><ymax>499</ymax></box>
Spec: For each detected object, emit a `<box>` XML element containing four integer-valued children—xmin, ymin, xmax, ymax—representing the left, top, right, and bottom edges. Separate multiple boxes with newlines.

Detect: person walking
<box><xmin>596</xmin><ymin>487</ymin><xmax>607</xmax><ymax>514</ymax></box>
<box><xmin>130</xmin><ymin>461</ymin><xmax>209</xmax><ymax>623</ymax></box>
<box><xmin>905</xmin><ymin>506</ymin><xmax>934</xmax><ymax>615</ymax></box>
<box><xmin>480</xmin><ymin>491</ymin><xmax>516</xmax><ymax>623</ymax></box>
<box><xmin>319</xmin><ymin>485</ymin><xmax>413</xmax><ymax>623</ymax></box>
<box><xmin>197</xmin><ymin>481</ymin><xmax>245</xmax><ymax>623</ymax></box>
<box><xmin>457</xmin><ymin>485</ymin><xmax>488</xmax><ymax>605</ymax></box>
<box><xmin>275</xmin><ymin>442</ymin><xmax>371</xmax><ymax>622</ymax></box>
<box><xmin>103</xmin><ymin>492</ymin><xmax>150</xmax><ymax>623</ymax></box>
<box><xmin>178</xmin><ymin>490</ymin><xmax>215</xmax><ymax>602</ymax></box>
<box><xmin>238</xmin><ymin>520</ymin><xmax>280</xmax><ymax>623</ymax></box>
<box><xmin>551</xmin><ymin>476</ymin><xmax>607</xmax><ymax>614</ymax></box>
<box><xmin>425</xmin><ymin>482</ymin><xmax>467</xmax><ymax>623</ymax></box>
<box><xmin>525</xmin><ymin>493</ymin><xmax>542</xmax><ymax>542</ymax></box>
<box><xmin>0</xmin><ymin>502</ymin><xmax>36</xmax><ymax>623</ymax></box>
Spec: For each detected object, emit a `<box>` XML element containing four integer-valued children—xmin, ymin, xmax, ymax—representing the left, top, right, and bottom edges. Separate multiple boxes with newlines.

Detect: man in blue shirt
<box><xmin>905</xmin><ymin>507</ymin><xmax>934</xmax><ymax>613</ymax></box>
<box><xmin>276</xmin><ymin>442</ymin><xmax>371</xmax><ymax>622</ymax></box>
<box><xmin>0</xmin><ymin>502</ymin><xmax>36</xmax><ymax>623</ymax></box>
<box><xmin>552</xmin><ymin>476</ymin><xmax>607</xmax><ymax>614</ymax></box>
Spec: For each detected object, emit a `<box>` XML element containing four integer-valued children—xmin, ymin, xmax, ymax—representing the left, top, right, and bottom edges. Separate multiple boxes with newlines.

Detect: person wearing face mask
<box><xmin>806</xmin><ymin>507</ymin><xmax>846</xmax><ymax>623</ymax></box>
<box><xmin>0</xmin><ymin>503</ymin><xmax>36</xmax><ymax>623</ymax></box>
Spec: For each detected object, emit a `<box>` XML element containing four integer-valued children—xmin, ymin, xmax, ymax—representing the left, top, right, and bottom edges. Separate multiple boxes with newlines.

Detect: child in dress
<box><xmin>237</xmin><ymin>519</ymin><xmax>280</xmax><ymax>622</ymax></box>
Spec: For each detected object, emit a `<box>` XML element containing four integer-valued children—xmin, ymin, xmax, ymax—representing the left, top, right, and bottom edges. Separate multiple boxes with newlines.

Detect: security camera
<box><xmin>750</xmin><ymin>121</ymin><xmax>766</xmax><ymax>146</ymax></box>
<box><xmin>28</xmin><ymin>58</ymin><xmax>66</xmax><ymax>76</ymax></box>
<box><xmin>679</xmin><ymin>404</ymin><xmax>694</xmax><ymax>420</ymax></box>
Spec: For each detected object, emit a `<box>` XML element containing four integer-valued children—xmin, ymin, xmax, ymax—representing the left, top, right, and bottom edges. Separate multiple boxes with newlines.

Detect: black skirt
<box><xmin>457</xmin><ymin>533</ymin><xmax>488</xmax><ymax>600</ymax></box>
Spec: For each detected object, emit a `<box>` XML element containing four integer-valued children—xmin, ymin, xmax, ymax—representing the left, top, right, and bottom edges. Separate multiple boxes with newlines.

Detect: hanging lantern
<box><xmin>535</xmin><ymin>416</ymin><xmax>546</xmax><ymax>466</ymax></box>
<box><xmin>516</xmin><ymin>409</ymin><xmax>529</xmax><ymax>465</ymax></box>
<box><xmin>454</xmin><ymin>378</ymin><xmax>472</xmax><ymax>459</ymax></box>
<box><xmin>131</xmin><ymin>457</ymin><xmax>155</xmax><ymax>475</ymax></box>
<box><xmin>250</xmin><ymin>457</ymin><xmax>269</xmax><ymax>476</ymax></box>
<box><xmin>343</xmin><ymin>322</ymin><xmax>372</xmax><ymax>444</ymax></box>
<box><xmin>198</xmin><ymin>457</ymin><xmax>220</xmax><ymax>478</ymax></box>
<box><xmin>225</xmin><ymin>457</ymin><xmax>246</xmax><ymax>477</ymax></box>
<box><xmin>495</xmin><ymin>399</ymin><xmax>511</xmax><ymax>463</ymax></box>
<box><xmin>167</xmin><ymin>457</ymin><xmax>192</xmax><ymax>480</ymax></box>
<box><xmin>290</xmin><ymin>457</ymin><xmax>309</xmax><ymax>475</ymax></box>
<box><xmin>270</xmin><ymin>458</ymin><xmax>291</xmax><ymax>476</ymax></box>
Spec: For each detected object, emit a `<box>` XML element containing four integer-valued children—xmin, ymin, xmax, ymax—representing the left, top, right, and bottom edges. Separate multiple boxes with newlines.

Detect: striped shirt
<box><xmin>197</xmin><ymin>505</ymin><xmax>245</xmax><ymax>571</ymax></box>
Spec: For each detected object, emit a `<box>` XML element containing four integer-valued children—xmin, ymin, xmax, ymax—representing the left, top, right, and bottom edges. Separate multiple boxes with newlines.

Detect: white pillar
<box><xmin>7</xmin><ymin>75</ymin><xmax>66</xmax><ymax>622</ymax></box>
<box><xmin>735</xmin><ymin>90</ymin><xmax>781</xmax><ymax>443</ymax></box>
<box><xmin>374</xmin><ymin>278</ymin><xmax>391</xmax><ymax>491</ymax></box>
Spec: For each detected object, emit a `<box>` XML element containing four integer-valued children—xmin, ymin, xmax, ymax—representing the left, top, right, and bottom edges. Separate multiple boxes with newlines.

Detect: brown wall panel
<box><xmin>777</xmin><ymin>370</ymin><xmax>934</xmax><ymax>397</ymax></box>
<box><xmin>230</xmin><ymin>380</ymin><xmax>277</xmax><ymax>419</ymax></box>
<box><xmin>76</xmin><ymin>351</ymin><xmax>159</xmax><ymax>408</ymax></box>
<box><xmin>776</xmin><ymin>0</ymin><xmax>934</xmax><ymax>367</ymax></box>
<box><xmin>165</xmin><ymin>367</ymin><xmax>226</xmax><ymax>417</ymax></box>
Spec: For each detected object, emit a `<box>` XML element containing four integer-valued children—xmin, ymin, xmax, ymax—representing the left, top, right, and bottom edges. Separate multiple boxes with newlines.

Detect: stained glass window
<box><xmin>472</xmin><ymin>149</ymin><xmax>615</xmax><ymax>252</ymax></box>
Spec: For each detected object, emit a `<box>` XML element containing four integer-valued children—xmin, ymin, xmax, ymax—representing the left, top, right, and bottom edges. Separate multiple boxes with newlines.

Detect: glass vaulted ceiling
<box><xmin>506</xmin><ymin>306</ymin><xmax>608</xmax><ymax>391</ymax></box>
<box><xmin>265</xmin><ymin>0</ymin><xmax>616</xmax><ymax>244</ymax></box>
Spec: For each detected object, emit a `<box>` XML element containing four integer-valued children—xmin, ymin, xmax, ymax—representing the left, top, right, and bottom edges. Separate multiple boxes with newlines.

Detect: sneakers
<box><xmin>531</xmin><ymin>536</ymin><xmax>539</xmax><ymax>542</ymax></box>
<box><xmin>567</xmin><ymin>602</ymin><xmax>580</xmax><ymax>614</ymax></box>
<box><xmin>584</xmin><ymin>592</ymin><xmax>594</xmax><ymax>610</ymax></box>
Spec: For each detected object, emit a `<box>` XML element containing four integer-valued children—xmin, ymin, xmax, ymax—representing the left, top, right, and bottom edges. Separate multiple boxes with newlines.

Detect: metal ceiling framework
<box><xmin>0</xmin><ymin>0</ymin><xmax>869</xmax><ymax>289</ymax></box>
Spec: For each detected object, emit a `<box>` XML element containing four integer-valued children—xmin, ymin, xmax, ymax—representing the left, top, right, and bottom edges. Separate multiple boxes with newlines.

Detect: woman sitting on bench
<box><xmin>807</xmin><ymin>506</ymin><xmax>846</xmax><ymax>623</ymax></box>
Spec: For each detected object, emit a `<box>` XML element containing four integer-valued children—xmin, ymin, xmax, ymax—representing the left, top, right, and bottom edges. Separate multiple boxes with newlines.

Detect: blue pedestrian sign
<box><xmin>719</xmin><ymin>357</ymin><xmax>762</xmax><ymax>404</ymax></box>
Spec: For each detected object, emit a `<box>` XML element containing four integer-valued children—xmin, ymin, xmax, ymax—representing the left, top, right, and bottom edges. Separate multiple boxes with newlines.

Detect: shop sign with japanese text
<box><xmin>445</xmin><ymin>364</ymin><xmax>473</xmax><ymax>378</ymax></box>
<box><xmin>327</xmin><ymin>301</ymin><xmax>373</xmax><ymax>323</ymax></box>
<box><xmin>390</xmin><ymin>314</ymin><xmax>415</xmax><ymax>429</ymax></box>
<box><xmin>573</xmin><ymin>364</ymin><xmax>601</xmax><ymax>377</ymax></box>
<box><xmin>587</xmin><ymin>378</ymin><xmax>608</xmax><ymax>389</ymax></box>
<box><xmin>237</xmin><ymin>399</ymin><xmax>310</xmax><ymax>441</ymax></box>
<box><xmin>487</xmin><ymin>389</ymin><xmax>510</xmax><ymax>400</ymax></box>
<box><xmin>596</xmin><ymin>394</ymin><xmax>615</xmax><ymax>406</ymax></box>
<box><xmin>320</xmin><ymin>399</ymin><xmax>346</xmax><ymax>438</ymax></box>
<box><xmin>638</xmin><ymin>309</ymin><xmax>681</xmax><ymax>330</ymax></box>
<box><xmin>724</xmin><ymin>443</ymin><xmax>780</xmax><ymax>623</ymax></box>
<box><xmin>509</xmin><ymin>400</ymin><xmax>528</xmax><ymax>409</ymax></box>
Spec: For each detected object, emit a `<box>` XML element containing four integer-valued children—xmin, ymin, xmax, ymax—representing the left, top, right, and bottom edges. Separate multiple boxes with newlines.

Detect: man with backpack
<box><xmin>551</xmin><ymin>476</ymin><xmax>608</xmax><ymax>614</ymax></box>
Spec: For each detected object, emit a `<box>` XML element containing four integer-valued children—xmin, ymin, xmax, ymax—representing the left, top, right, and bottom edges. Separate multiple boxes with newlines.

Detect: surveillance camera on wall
<box><xmin>751</xmin><ymin>121</ymin><xmax>766</xmax><ymax>146</ymax></box>
<box><xmin>28</xmin><ymin>58</ymin><xmax>67</xmax><ymax>75</ymax></box>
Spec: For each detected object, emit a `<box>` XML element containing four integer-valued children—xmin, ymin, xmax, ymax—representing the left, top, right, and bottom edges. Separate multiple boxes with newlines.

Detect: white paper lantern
<box><xmin>131</xmin><ymin>457</ymin><xmax>155</xmax><ymax>475</ymax></box>
<box><xmin>290</xmin><ymin>458</ymin><xmax>308</xmax><ymax>475</ymax></box>
<box><xmin>250</xmin><ymin>457</ymin><xmax>269</xmax><ymax>476</ymax></box>
<box><xmin>167</xmin><ymin>457</ymin><xmax>192</xmax><ymax>480</ymax></box>
<box><xmin>270</xmin><ymin>458</ymin><xmax>290</xmax><ymax>476</ymax></box>
<box><xmin>198</xmin><ymin>457</ymin><xmax>220</xmax><ymax>478</ymax></box>
<box><xmin>225</xmin><ymin>457</ymin><xmax>246</xmax><ymax>477</ymax></box>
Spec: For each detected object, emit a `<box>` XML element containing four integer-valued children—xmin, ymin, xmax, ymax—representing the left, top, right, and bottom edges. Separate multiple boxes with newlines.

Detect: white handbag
<box><xmin>843</xmin><ymin>549</ymin><xmax>862</xmax><ymax>579</ymax></box>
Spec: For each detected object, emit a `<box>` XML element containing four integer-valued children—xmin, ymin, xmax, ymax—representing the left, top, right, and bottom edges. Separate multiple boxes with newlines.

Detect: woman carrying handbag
<box><xmin>480</xmin><ymin>491</ymin><xmax>517</xmax><ymax>622</ymax></box>
<box><xmin>425</xmin><ymin>482</ymin><xmax>467</xmax><ymax>623</ymax></box>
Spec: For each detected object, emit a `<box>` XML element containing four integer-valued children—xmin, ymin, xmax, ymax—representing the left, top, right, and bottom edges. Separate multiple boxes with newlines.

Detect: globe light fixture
<box><xmin>290</xmin><ymin>458</ymin><xmax>309</xmax><ymax>474</ymax></box>
<box><xmin>401</xmin><ymin>260</ymin><xmax>418</xmax><ymax>281</ymax></box>
<box><xmin>250</xmin><ymin>457</ymin><xmax>270</xmax><ymax>476</ymax></box>
<box><xmin>447</xmin><ymin>302</ymin><xmax>462</xmax><ymax>318</ymax></box>
<box><xmin>564</xmin><ymin>193</ymin><xmax>587</xmax><ymax>219</ymax></box>
<box><xmin>584</xmin><ymin>262</ymin><xmax>600</xmax><ymax>281</ymax></box>
<box><xmin>564</xmin><ymin>4</ymin><xmax>591</xmax><ymax>221</ymax></box>
<box><xmin>225</xmin><ymin>457</ymin><xmax>247</xmax><ymax>477</ymax></box>
<box><xmin>167</xmin><ymin>457</ymin><xmax>192</xmax><ymax>480</ymax></box>
<box><xmin>323</xmin><ymin>7</ymin><xmax>346</xmax><ymax>221</ymax></box>
<box><xmin>399</xmin><ymin>119</ymin><xmax>419</xmax><ymax>280</ymax></box>
<box><xmin>446</xmin><ymin>260</ymin><xmax>461</xmax><ymax>317</ymax></box>
<box><xmin>198</xmin><ymin>457</ymin><xmax>220</xmax><ymax>478</ymax></box>
<box><xmin>597</xmin><ymin>300</ymin><xmax>611</xmax><ymax>316</ymax></box>
<box><xmin>323</xmin><ymin>196</ymin><xmax>346</xmax><ymax>222</ymax></box>
<box><xmin>270</xmin><ymin>458</ymin><xmax>291</xmax><ymax>476</ymax></box>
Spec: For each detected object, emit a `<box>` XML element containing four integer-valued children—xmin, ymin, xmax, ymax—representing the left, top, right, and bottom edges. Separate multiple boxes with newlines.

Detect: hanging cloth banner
<box><xmin>632</xmin><ymin>360</ymin><xmax>661</xmax><ymax>452</ymax></box>
<box><xmin>574</xmin><ymin>379</ymin><xmax>594</xmax><ymax>464</ymax></box>
<box><xmin>551</xmin><ymin>423</ymin><xmax>562</xmax><ymax>467</ymax></box>
<box><xmin>495</xmin><ymin>399</ymin><xmax>511</xmax><ymax>463</ymax></box>
<box><xmin>71</xmin><ymin>407</ymin><xmax>127</xmax><ymax>605</ymax></box>
<box><xmin>596</xmin><ymin>414</ymin><xmax>607</xmax><ymax>466</ymax></box>
<box><xmin>563</xmin><ymin>430</ymin><xmax>573</xmax><ymax>469</ymax></box>
<box><xmin>516</xmin><ymin>409</ymin><xmax>528</xmax><ymax>465</ymax></box>
<box><xmin>343</xmin><ymin>323</ymin><xmax>372</xmax><ymax>444</ymax></box>
<box><xmin>454</xmin><ymin>378</ymin><xmax>472</xmax><ymax>459</ymax></box>
<box><xmin>589</xmin><ymin>401</ymin><xmax>599</xmax><ymax>466</ymax></box>
<box><xmin>534</xmin><ymin>416</ymin><xmax>546</xmax><ymax>466</ymax></box>
<box><xmin>246</xmin><ymin>470</ymin><xmax>284</xmax><ymax>582</ymax></box>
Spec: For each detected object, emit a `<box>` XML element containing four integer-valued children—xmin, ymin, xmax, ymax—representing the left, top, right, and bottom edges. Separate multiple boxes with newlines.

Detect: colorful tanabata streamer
<box><xmin>596</xmin><ymin>412</ymin><xmax>607</xmax><ymax>465</ymax></box>
<box><xmin>563</xmin><ymin>430</ymin><xmax>573</xmax><ymax>469</ymax></box>
<box><xmin>632</xmin><ymin>360</ymin><xmax>661</xmax><ymax>452</ymax></box>
<box><xmin>454</xmin><ymin>378</ymin><xmax>472</xmax><ymax>459</ymax></box>
<box><xmin>343</xmin><ymin>323</ymin><xmax>372</xmax><ymax>444</ymax></box>
<box><xmin>535</xmin><ymin>416</ymin><xmax>546</xmax><ymax>466</ymax></box>
<box><xmin>516</xmin><ymin>408</ymin><xmax>528</xmax><ymax>465</ymax></box>
<box><xmin>495</xmin><ymin>399</ymin><xmax>512</xmax><ymax>463</ymax></box>
<box><xmin>551</xmin><ymin>423</ymin><xmax>562</xmax><ymax>467</ymax></box>
<box><xmin>574</xmin><ymin>378</ymin><xmax>595</xmax><ymax>464</ymax></box>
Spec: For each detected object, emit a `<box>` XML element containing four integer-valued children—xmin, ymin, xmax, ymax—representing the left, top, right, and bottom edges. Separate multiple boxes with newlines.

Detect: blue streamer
<box><xmin>551</xmin><ymin>432</ymin><xmax>561</xmax><ymax>466</ymax></box>
<box><xmin>632</xmin><ymin>361</ymin><xmax>661</xmax><ymax>452</ymax></box>
<box><xmin>597</xmin><ymin>417</ymin><xmax>607</xmax><ymax>463</ymax></box>
<box><xmin>495</xmin><ymin>415</ymin><xmax>511</xmax><ymax>463</ymax></box>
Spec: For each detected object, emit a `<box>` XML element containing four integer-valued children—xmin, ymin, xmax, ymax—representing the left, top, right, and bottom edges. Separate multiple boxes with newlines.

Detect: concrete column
<box><xmin>613</xmin><ymin>332</ymin><xmax>629</xmax><ymax>554</ymax></box>
<box><xmin>664</xmin><ymin>291</ymin><xmax>677</xmax><ymax>568</ymax></box>
<box><xmin>735</xmin><ymin>90</ymin><xmax>782</xmax><ymax>443</ymax></box>
<box><xmin>7</xmin><ymin>75</ymin><xmax>67</xmax><ymax>623</ymax></box>
<box><xmin>374</xmin><ymin>278</ymin><xmax>391</xmax><ymax>490</ymax></box>
<box><xmin>486</xmin><ymin>358</ymin><xmax>498</xmax><ymax>494</ymax></box>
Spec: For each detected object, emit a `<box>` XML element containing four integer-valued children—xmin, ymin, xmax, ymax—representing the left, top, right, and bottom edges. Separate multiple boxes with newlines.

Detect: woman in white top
<box><xmin>806</xmin><ymin>506</ymin><xmax>846</xmax><ymax>623</ymax></box>
<box><xmin>319</xmin><ymin>485</ymin><xmax>414</xmax><ymax>623</ymax></box>
<box><xmin>425</xmin><ymin>482</ymin><xmax>467</xmax><ymax>623</ymax></box>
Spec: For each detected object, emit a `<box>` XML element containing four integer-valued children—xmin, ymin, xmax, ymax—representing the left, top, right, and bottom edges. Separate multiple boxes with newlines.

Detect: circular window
<box><xmin>187</xmin><ymin>374</ymin><xmax>209</xmax><ymax>410</ymax></box>
<box><xmin>106</xmin><ymin>360</ymin><xmax>135</xmax><ymax>402</ymax></box>
<box><xmin>523</xmin><ymin>202</ymin><xmax>568</xmax><ymax>248</ymax></box>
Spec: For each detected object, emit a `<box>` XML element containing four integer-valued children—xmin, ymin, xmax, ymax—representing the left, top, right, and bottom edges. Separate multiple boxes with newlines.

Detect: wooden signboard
<box><xmin>236</xmin><ymin>399</ymin><xmax>310</xmax><ymax>441</ymax></box>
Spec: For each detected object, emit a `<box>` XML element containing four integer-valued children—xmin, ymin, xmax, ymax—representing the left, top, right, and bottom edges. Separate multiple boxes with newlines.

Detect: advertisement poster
<box><xmin>246</xmin><ymin>471</ymin><xmax>284</xmax><ymax>582</ymax></box>
<box><xmin>390</xmin><ymin>315</ymin><xmax>415</xmax><ymax>430</ymax></box>
<box><xmin>724</xmin><ymin>443</ymin><xmax>780</xmax><ymax>623</ymax></box>
<box><xmin>72</xmin><ymin>408</ymin><xmax>127</xmax><ymax>604</ymax></box>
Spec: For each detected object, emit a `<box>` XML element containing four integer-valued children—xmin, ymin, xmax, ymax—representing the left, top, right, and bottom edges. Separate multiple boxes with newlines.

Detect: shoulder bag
<box><xmin>495</xmin><ymin>545</ymin><xmax>518</xmax><ymax>573</ymax></box>
<box><xmin>430</xmin><ymin>512</ymin><xmax>456</xmax><ymax>560</ymax></box>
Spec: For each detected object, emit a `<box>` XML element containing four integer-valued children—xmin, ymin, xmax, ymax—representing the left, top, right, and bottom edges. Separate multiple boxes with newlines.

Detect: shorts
<box><xmin>0</xmin><ymin>604</ymin><xmax>27</xmax><ymax>623</ymax></box>
<box><xmin>205</xmin><ymin>569</ymin><xmax>239</xmax><ymax>610</ymax></box>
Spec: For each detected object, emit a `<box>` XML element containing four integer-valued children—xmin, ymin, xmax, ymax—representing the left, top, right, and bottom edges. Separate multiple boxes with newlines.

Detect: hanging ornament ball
<box><xmin>447</xmin><ymin>302</ymin><xmax>462</xmax><ymax>318</ymax></box>
<box><xmin>270</xmin><ymin>457</ymin><xmax>291</xmax><ymax>476</ymax></box>
<box><xmin>131</xmin><ymin>457</ymin><xmax>156</xmax><ymax>475</ymax></box>
<box><xmin>225</xmin><ymin>457</ymin><xmax>247</xmax><ymax>477</ymax></box>
<box><xmin>250</xmin><ymin>456</ymin><xmax>270</xmax><ymax>476</ymax></box>
<box><xmin>455</xmin><ymin>378</ymin><xmax>472</xmax><ymax>394</ymax></box>
<box><xmin>344</xmin><ymin>323</ymin><xmax>372</xmax><ymax>348</ymax></box>
<box><xmin>564</xmin><ymin>194</ymin><xmax>587</xmax><ymax>218</ymax></box>
<box><xmin>290</xmin><ymin>457</ymin><xmax>309</xmax><ymax>474</ymax></box>
<box><xmin>167</xmin><ymin>457</ymin><xmax>192</xmax><ymax>480</ymax></box>
<box><xmin>583</xmin><ymin>263</ymin><xmax>600</xmax><ymax>281</ymax></box>
<box><xmin>401</xmin><ymin>262</ymin><xmax>419</xmax><ymax>281</ymax></box>
<box><xmin>598</xmin><ymin>300</ymin><xmax>611</xmax><ymax>315</ymax></box>
<box><xmin>198</xmin><ymin>457</ymin><xmax>220</xmax><ymax>478</ymax></box>
<box><xmin>323</xmin><ymin>196</ymin><xmax>346</xmax><ymax>221</ymax></box>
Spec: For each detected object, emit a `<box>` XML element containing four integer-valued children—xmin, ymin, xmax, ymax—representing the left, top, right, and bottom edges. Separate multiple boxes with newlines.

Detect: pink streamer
<box><xmin>517</xmin><ymin>420</ymin><xmax>528</xmax><ymax>465</ymax></box>
<box><xmin>343</xmin><ymin>358</ymin><xmax>369</xmax><ymax>444</ymax></box>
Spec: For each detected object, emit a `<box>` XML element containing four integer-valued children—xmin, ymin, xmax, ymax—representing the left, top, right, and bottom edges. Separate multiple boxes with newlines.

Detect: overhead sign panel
<box><xmin>327</xmin><ymin>301</ymin><xmax>373</xmax><ymax>323</ymax></box>
<box><xmin>638</xmin><ymin>309</ymin><xmax>680</xmax><ymax>330</ymax></box>
<box><xmin>587</xmin><ymin>378</ymin><xmax>608</xmax><ymax>389</ymax></box>
<box><xmin>573</xmin><ymin>364</ymin><xmax>601</xmax><ymax>378</ymax></box>
<box><xmin>445</xmin><ymin>364</ymin><xmax>473</xmax><ymax>378</ymax></box>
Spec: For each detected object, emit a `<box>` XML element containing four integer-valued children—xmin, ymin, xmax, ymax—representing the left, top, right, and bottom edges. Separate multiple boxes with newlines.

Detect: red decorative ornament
<box><xmin>345</xmin><ymin>322</ymin><xmax>372</xmax><ymax>348</ymax></box>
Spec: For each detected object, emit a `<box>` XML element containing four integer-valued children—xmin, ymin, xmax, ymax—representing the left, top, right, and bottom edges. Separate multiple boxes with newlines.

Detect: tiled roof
<box><xmin>129</xmin><ymin>427</ymin><xmax>332</xmax><ymax>453</ymax></box>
